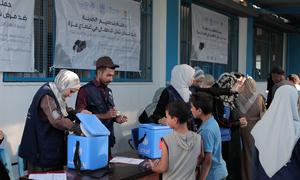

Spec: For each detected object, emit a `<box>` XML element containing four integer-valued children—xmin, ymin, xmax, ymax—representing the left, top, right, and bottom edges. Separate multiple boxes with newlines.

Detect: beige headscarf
<box><xmin>251</xmin><ymin>85</ymin><xmax>300</xmax><ymax>177</ymax></box>
<box><xmin>49</xmin><ymin>69</ymin><xmax>80</xmax><ymax>116</ymax></box>
<box><xmin>236</xmin><ymin>77</ymin><xmax>258</xmax><ymax>114</ymax></box>
<box><xmin>201</xmin><ymin>74</ymin><xmax>215</xmax><ymax>88</ymax></box>
<box><xmin>170</xmin><ymin>64</ymin><xmax>195</xmax><ymax>102</ymax></box>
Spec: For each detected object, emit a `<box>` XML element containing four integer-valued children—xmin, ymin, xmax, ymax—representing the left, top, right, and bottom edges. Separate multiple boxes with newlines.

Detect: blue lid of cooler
<box><xmin>76</xmin><ymin>113</ymin><xmax>110</xmax><ymax>136</ymax></box>
<box><xmin>139</xmin><ymin>123</ymin><xmax>171</xmax><ymax>130</ymax></box>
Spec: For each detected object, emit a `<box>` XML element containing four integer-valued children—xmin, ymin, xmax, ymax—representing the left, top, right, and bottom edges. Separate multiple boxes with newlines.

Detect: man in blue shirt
<box><xmin>191</xmin><ymin>92</ymin><xmax>228</xmax><ymax>180</ymax></box>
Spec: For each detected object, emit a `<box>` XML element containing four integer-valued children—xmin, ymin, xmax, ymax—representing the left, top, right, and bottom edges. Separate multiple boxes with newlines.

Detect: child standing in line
<box><xmin>191</xmin><ymin>92</ymin><xmax>228</xmax><ymax>180</ymax></box>
<box><xmin>147</xmin><ymin>101</ymin><xmax>202</xmax><ymax>180</ymax></box>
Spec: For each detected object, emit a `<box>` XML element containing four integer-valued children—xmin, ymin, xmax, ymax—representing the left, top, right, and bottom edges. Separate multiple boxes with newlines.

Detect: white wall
<box><xmin>256</xmin><ymin>82</ymin><xmax>267</xmax><ymax>98</ymax></box>
<box><xmin>238</xmin><ymin>17</ymin><xmax>247</xmax><ymax>74</ymax></box>
<box><xmin>0</xmin><ymin>0</ymin><xmax>167</xmax><ymax>167</ymax></box>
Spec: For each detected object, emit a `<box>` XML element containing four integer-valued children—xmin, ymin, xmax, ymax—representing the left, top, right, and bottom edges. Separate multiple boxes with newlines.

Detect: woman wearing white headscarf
<box><xmin>236</xmin><ymin>77</ymin><xmax>266</xmax><ymax>180</ymax></box>
<box><xmin>149</xmin><ymin>64</ymin><xmax>195</xmax><ymax>125</ymax></box>
<box><xmin>251</xmin><ymin>85</ymin><xmax>300</xmax><ymax>179</ymax></box>
<box><xmin>19</xmin><ymin>69</ymin><xmax>82</xmax><ymax>173</ymax></box>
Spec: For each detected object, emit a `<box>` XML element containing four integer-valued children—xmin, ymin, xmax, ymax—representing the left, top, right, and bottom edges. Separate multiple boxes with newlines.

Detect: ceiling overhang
<box><xmin>194</xmin><ymin>0</ymin><xmax>300</xmax><ymax>33</ymax></box>
<box><xmin>255</xmin><ymin>14</ymin><xmax>298</xmax><ymax>32</ymax></box>
<box><xmin>195</xmin><ymin>0</ymin><xmax>258</xmax><ymax>17</ymax></box>
<box><xmin>253</xmin><ymin>0</ymin><xmax>300</xmax><ymax>31</ymax></box>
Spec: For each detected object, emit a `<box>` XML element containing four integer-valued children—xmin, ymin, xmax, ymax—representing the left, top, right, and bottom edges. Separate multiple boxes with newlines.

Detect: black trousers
<box><xmin>0</xmin><ymin>160</ymin><xmax>10</xmax><ymax>180</ymax></box>
<box><xmin>222</xmin><ymin>129</ymin><xmax>242</xmax><ymax>180</ymax></box>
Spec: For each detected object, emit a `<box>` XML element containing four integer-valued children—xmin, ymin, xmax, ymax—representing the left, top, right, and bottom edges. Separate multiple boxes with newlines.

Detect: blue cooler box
<box><xmin>67</xmin><ymin>113</ymin><xmax>110</xmax><ymax>170</ymax></box>
<box><xmin>138</xmin><ymin>123</ymin><xmax>173</xmax><ymax>158</ymax></box>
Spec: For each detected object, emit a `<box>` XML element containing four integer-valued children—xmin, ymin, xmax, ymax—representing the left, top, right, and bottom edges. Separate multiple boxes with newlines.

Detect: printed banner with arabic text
<box><xmin>0</xmin><ymin>0</ymin><xmax>35</xmax><ymax>72</ymax></box>
<box><xmin>191</xmin><ymin>4</ymin><xmax>228</xmax><ymax>64</ymax></box>
<box><xmin>54</xmin><ymin>0</ymin><xmax>141</xmax><ymax>71</ymax></box>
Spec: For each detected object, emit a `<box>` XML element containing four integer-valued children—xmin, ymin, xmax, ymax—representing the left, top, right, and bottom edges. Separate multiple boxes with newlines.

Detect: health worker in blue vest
<box><xmin>19</xmin><ymin>69</ymin><xmax>83</xmax><ymax>172</ymax></box>
<box><xmin>76</xmin><ymin>56</ymin><xmax>128</xmax><ymax>157</ymax></box>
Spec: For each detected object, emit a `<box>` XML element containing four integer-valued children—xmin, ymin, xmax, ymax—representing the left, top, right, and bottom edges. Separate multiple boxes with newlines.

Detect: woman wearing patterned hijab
<box><xmin>212</xmin><ymin>72</ymin><xmax>247</xmax><ymax>180</ymax></box>
<box><xmin>237</xmin><ymin>77</ymin><xmax>266</xmax><ymax>180</ymax></box>
<box><xmin>19</xmin><ymin>69</ymin><xmax>82</xmax><ymax>173</ymax></box>
<box><xmin>216</xmin><ymin>72</ymin><xmax>238</xmax><ymax>108</ymax></box>
<box><xmin>213</xmin><ymin>73</ymin><xmax>247</xmax><ymax>129</ymax></box>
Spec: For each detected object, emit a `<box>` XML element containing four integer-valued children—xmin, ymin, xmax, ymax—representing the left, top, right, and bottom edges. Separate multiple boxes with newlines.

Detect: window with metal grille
<box><xmin>253</xmin><ymin>25</ymin><xmax>283</xmax><ymax>80</ymax></box>
<box><xmin>180</xmin><ymin>0</ymin><xmax>238</xmax><ymax>79</ymax></box>
<box><xmin>3</xmin><ymin>0</ymin><xmax>152</xmax><ymax>82</ymax></box>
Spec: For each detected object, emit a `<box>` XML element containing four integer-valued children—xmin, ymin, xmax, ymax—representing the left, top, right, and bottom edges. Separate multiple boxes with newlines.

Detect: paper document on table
<box><xmin>28</xmin><ymin>173</ymin><xmax>66</xmax><ymax>180</ymax></box>
<box><xmin>110</xmin><ymin>156</ymin><xmax>144</xmax><ymax>165</ymax></box>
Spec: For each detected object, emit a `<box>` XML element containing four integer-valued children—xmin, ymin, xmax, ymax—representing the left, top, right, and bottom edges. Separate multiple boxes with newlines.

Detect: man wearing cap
<box><xmin>76</xmin><ymin>56</ymin><xmax>127</xmax><ymax>156</ymax></box>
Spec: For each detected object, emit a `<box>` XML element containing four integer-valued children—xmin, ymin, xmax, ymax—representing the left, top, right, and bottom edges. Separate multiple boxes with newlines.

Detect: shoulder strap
<box><xmin>73</xmin><ymin>141</ymin><xmax>81</xmax><ymax>171</ymax></box>
<box><xmin>73</xmin><ymin>140</ymin><xmax>113</xmax><ymax>179</ymax></box>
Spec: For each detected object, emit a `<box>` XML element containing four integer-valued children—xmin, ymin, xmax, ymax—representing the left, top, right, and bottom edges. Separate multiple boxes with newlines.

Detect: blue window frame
<box><xmin>3</xmin><ymin>0</ymin><xmax>152</xmax><ymax>82</ymax></box>
<box><xmin>180</xmin><ymin>0</ymin><xmax>239</xmax><ymax>79</ymax></box>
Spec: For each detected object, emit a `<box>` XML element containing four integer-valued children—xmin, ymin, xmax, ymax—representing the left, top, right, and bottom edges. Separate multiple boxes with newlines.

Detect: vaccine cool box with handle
<box><xmin>67</xmin><ymin>113</ymin><xmax>110</xmax><ymax>170</ymax></box>
<box><xmin>138</xmin><ymin>123</ymin><xmax>173</xmax><ymax>158</ymax></box>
